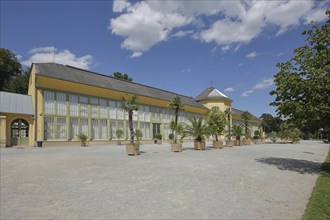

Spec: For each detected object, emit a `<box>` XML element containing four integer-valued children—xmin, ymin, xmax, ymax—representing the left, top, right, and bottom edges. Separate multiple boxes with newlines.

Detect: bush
<box><xmin>155</xmin><ymin>133</ymin><xmax>162</xmax><ymax>140</ymax></box>
<box><xmin>168</xmin><ymin>133</ymin><xmax>174</xmax><ymax>140</ymax></box>
<box><xmin>116</xmin><ymin>129</ymin><xmax>123</xmax><ymax>139</ymax></box>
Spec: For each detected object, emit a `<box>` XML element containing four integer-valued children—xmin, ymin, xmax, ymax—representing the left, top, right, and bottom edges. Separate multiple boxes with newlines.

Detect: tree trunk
<box><xmin>129</xmin><ymin>110</ymin><xmax>134</xmax><ymax>144</ymax></box>
<box><xmin>215</xmin><ymin>134</ymin><xmax>218</xmax><ymax>141</ymax></box>
<box><xmin>174</xmin><ymin>109</ymin><xmax>178</xmax><ymax>144</ymax></box>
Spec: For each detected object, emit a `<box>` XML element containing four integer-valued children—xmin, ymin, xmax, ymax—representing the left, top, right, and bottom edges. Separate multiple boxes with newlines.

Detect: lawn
<box><xmin>302</xmin><ymin>146</ymin><xmax>330</xmax><ymax>220</ymax></box>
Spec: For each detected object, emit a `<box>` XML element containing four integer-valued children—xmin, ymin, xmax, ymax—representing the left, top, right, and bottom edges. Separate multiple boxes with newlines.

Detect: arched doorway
<box><xmin>11</xmin><ymin>119</ymin><xmax>29</xmax><ymax>146</ymax></box>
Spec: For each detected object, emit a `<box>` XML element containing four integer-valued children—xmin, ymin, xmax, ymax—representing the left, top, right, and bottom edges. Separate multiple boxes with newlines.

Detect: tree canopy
<box><xmin>0</xmin><ymin>48</ymin><xmax>28</xmax><ymax>93</ymax></box>
<box><xmin>168</xmin><ymin>95</ymin><xmax>185</xmax><ymax>144</ymax></box>
<box><xmin>112</xmin><ymin>72</ymin><xmax>133</xmax><ymax>82</ymax></box>
<box><xmin>206</xmin><ymin>106</ymin><xmax>227</xmax><ymax>141</ymax></box>
<box><xmin>270</xmin><ymin>10</ymin><xmax>330</xmax><ymax>134</ymax></box>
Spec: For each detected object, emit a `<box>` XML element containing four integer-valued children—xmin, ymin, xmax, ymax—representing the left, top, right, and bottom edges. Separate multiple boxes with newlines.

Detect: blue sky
<box><xmin>1</xmin><ymin>0</ymin><xmax>328</xmax><ymax>117</ymax></box>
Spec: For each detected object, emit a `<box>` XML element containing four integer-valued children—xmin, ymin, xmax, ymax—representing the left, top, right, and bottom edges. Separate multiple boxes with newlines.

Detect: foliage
<box><xmin>206</xmin><ymin>106</ymin><xmax>227</xmax><ymax>141</ymax></box>
<box><xmin>155</xmin><ymin>133</ymin><xmax>162</xmax><ymax>140</ymax></box>
<box><xmin>224</xmin><ymin>108</ymin><xmax>232</xmax><ymax>140</ymax></box>
<box><xmin>135</xmin><ymin>129</ymin><xmax>143</xmax><ymax>141</ymax></box>
<box><xmin>168</xmin><ymin>95</ymin><xmax>185</xmax><ymax>144</ymax></box>
<box><xmin>241</xmin><ymin>111</ymin><xmax>252</xmax><ymax>139</ymax></box>
<box><xmin>232</xmin><ymin>124</ymin><xmax>244</xmax><ymax>140</ymax></box>
<box><xmin>120</xmin><ymin>95</ymin><xmax>139</xmax><ymax>144</ymax></box>
<box><xmin>177</xmin><ymin>123</ymin><xmax>187</xmax><ymax>140</ymax></box>
<box><xmin>0</xmin><ymin>48</ymin><xmax>31</xmax><ymax>94</ymax></box>
<box><xmin>76</xmin><ymin>133</ymin><xmax>88</xmax><ymax>143</ymax></box>
<box><xmin>302</xmin><ymin>149</ymin><xmax>330</xmax><ymax>220</ymax></box>
<box><xmin>253</xmin><ymin>130</ymin><xmax>261</xmax><ymax>139</ymax></box>
<box><xmin>116</xmin><ymin>129</ymin><xmax>123</xmax><ymax>139</ymax></box>
<box><xmin>186</xmin><ymin>117</ymin><xmax>208</xmax><ymax>142</ymax></box>
<box><xmin>168</xmin><ymin>133</ymin><xmax>174</xmax><ymax>140</ymax></box>
<box><xmin>270</xmin><ymin>11</ymin><xmax>330</xmax><ymax>134</ymax></box>
<box><xmin>260</xmin><ymin>113</ymin><xmax>283</xmax><ymax>133</ymax></box>
<box><xmin>112</xmin><ymin>72</ymin><xmax>133</xmax><ymax>82</ymax></box>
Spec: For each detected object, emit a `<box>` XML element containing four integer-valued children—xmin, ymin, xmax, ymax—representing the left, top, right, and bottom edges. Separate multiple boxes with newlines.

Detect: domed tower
<box><xmin>195</xmin><ymin>87</ymin><xmax>232</xmax><ymax>112</ymax></box>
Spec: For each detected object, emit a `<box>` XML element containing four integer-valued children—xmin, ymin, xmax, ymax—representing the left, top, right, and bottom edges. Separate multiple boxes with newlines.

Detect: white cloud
<box><xmin>113</xmin><ymin>0</ymin><xmax>131</xmax><ymax>13</ymax></box>
<box><xmin>277</xmin><ymin>52</ymin><xmax>284</xmax><ymax>57</ymax></box>
<box><xmin>131</xmin><ymin>51</ymin><xmax>142</xmax><ymax>58</ymax></box>
<box><xmin>246</xmin><ymin>51</ymin><xmax>257</xmax><ymax>59</ymax></box>
<box><xmin>241</xmin><ymin>90</ymin><xmax>254</xmax><ymax>97</ymax></box>
<box><xmin>22</xmin><ymin>46</ymin><xmax>92</xmax><ymax>69</ymax></box>
<box><xmin>224</xmin><ymin>87</ymin><xmax>234</xmax><ymax>92</ymax></box>
<box><xmin>253</xmin><ymin>78</ymin><xmax>274</xmax><ymax>89</ymax></box>
<box><xmin>109</xmin><ymin>0</ymin><xmax>328</xmax><ymax>57</ymax></box>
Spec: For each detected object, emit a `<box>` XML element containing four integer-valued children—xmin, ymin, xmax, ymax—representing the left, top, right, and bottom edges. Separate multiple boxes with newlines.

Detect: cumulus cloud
<box><xmin>224</xmin><ymin>87</ymin><xmax>234</xmax><ymax>92</ymax></box>
<box><xmin>22</xmin><ymin>46</ymin><xmax>92</xmax><ymax>69</ymax></box>
<box><xmin>246</xmin><ymin>51</ymin><xmax>257</xmax><ymax>59</ymax></box>
<box><xmin>241</xmin><ymin>90</ymin><xmax>254</xmax><ymax>97</ymax></box>
<box><xmin>109</xmin><ymin>0</ymin><xmax>328</xmax><ymax>57</ymax></box>
<box><xmin>253</xmin><ymin>78</ymin><xmax>274</xmax><ymax>89</ymax></box>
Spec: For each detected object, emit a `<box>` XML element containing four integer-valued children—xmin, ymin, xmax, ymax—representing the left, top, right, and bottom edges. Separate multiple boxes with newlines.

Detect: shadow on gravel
<box><xmin>255</xmin><ymin>157</ymin><xmax>322</xmax><ymax>174</ymax></box>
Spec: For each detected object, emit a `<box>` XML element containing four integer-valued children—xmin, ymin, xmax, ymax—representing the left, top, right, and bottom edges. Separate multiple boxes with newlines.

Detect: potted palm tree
<box><xmin>120</xmin><ymin>95</ymin><xmax>140</xmax><ymax>156</ymax></box>
<box><xmin>241</xmin><ymin>111</ymin><xmax>252</xmax><ymax>145</ymax></box>
<box><xmin>225</xmin><ymin>108</ymin><xmax>234</xmax><ymax>147</ymax></box>
<box><xmin>135</xmin><ymin>129</ymin><xmax>143</xmax><ymax>145</ymax></box>
<box><xmin>232</xmin><ymin>124</ymin><xmax>244</xmax><ymax>146</ymax></box>
<box><xmin>168</xmin><ymin>95</ymin><xmax>185</xmax><ymax>152</ymax></box>
<box><xmin>187</xmin><ymin>117</ymin><xmax>208</xmax><ymax>150</ymax></box>
<box><xmin>76</xmin><ymin>133</ymin><xmax>88</xmax><ymax>147</ymax></box>
<box><xmin>116</xmin><ymin>129</ymin><xmax>123</xmax><ymax>145</ymax></box>
<box><xmin>206</xmin><ymin>107</ymin><xmax>227</xmax><ymax>149</ymax></box>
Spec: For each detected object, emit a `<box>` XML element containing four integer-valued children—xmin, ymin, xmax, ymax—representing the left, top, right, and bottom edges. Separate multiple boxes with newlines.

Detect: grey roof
<box><xmin>195</xmin><ymin>87</ymin><xmax>231</xmax><ymax>101</ymax></box>
<box><xmin>34</xmin><ymin>63</ymin><xmax>208</xmax><ymax>110</ymax></box>
<box><xmin>0</xmin><ymin>92</ymin><xmax>33</xmax><ymax>115</ymax></box>
<box><xmin>232</xmin><ymin>108</ymin><xmax>260</xmax><ymax>121</ymax></box>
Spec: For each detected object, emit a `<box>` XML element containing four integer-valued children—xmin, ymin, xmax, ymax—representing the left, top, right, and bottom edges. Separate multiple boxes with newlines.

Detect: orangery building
<box><xmin>0</xmin><ymin>63</ymin><xmax>261</xmax><ymax>147</ymax></box>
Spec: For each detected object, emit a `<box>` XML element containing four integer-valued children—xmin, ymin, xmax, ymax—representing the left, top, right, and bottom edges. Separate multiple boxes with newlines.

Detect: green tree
<box><xmin>186</xmin><ymin>117</ymin><xmax>208</xmax><ymax>142</ymax></box>
<box><xmin>112</xmin><ymin>72</ymin><xmax>133</xmax><ymax>82</ymax></box>
<box><xmin>0</xmin><ymin>48</ymin><xmax>23</xmax><ymax>92</ymax></box>
<box><xmin>241</xmin><ymin>111</ymin><xmax>252</xmax><ymax>139</ymax></box>
<box><xmin>270</xmin><ymin>10</ymin><xmax>330</xmax><ymax>134</ymax></box>
<box><xmin>168</xmin><ymin>95</ymin><xmax>185</xmax><ymax>144</ymax></box>
<box><xmin>120</xmin><ymin>95</ymin><xmax>139</xmax><ymax>144</ymax></box>
<box><xmin>206</xmin><ymin>106</ymin><xmax>227</xmax><ymax>141</ymax></box>
<box><xmin>260</xmin><ymin>113</ymin><xmax>283</xmax><ymax>133</ymax></box>
<box><xmin>232</xmin><ymin>124</ymin><xmax>244</xmax><ymax>141</ymax></box>
<box><xmin>4</xmin><ymin>67</ymin><xmax>31</xmax><ymax>94</ymax></box>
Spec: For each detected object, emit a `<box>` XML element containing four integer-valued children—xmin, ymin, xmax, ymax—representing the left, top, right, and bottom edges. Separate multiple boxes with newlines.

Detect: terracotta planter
<box><xmin>157</xmin><ymin>140</ymin><xmax>162</xmax><ymax>144</ymax></box>
<box><xmin>81</xmin><ymin>142</ymin><xmax>87</xmax><ymax>147</ymax></box>
<box><xmin>126</xmin><ymin>143</ymin><xmax>140</xmax><ymax>156</ymax></box>
<box><xmin>234</xmin><ymin>140</ymin><xmax>241</xmax><ymax>146</ymax></box>
<box><xmin>194</xmin><ymin>141</ymin><xmax>206</xmax><ymax>150</ymax></box>
<box><xmin>213</xmin><ymin>141</ymin><xmax>223</xmax><ymax>149</ymax></box>
<box><xmin>171</xmin><ymin>143</ymin><xmax>182</xmax><ymax>152</ymax></box>
<box><xmin>226</xmin><ymin>140</ymin><xmax>234</xmax><ymax>147</ymax></box>
<box><xmin>245</xmin><ymin>139</ymin><xmax>251</xmax><ymax>145</ymax></box>
<box><xmin>117</xmin><ymin>140</ymin><xmax>121</xmax><ymax>145</ymax></box>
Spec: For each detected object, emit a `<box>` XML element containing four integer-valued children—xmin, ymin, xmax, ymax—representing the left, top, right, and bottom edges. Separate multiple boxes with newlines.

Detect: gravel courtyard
<box><xmin>0</xmin><ymin>141</ymin><xmax>328</xmax><ymax>219</ymax></box>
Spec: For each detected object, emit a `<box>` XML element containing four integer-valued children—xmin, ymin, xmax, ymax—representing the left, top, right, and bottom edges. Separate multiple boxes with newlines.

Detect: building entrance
<box><xmin>11</xmin><ymin>119</ymin><xmax>29</xmax><ymax>146</ymax></box>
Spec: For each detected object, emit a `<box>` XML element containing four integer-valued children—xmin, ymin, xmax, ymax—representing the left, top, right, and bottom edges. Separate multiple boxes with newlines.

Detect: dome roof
<box><xmin>195</xmin><ymin>87</ymin><xmax>230</xmax><ymax>101</ymax></box>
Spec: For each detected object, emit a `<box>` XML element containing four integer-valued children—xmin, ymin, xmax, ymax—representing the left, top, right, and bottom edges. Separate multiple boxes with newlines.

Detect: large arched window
<box><xmin>11</xmin><ymin>119</ymin><xmax>29</xmax><ymax>138</ymax></box>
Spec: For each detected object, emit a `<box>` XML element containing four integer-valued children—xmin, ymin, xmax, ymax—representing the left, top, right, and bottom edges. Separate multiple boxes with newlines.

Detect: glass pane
<box><xmin>69</xmin><ymin>95</ymin><xmax>79</xmax><ymax>116</ymax></box>
<box><xmin>92</xmin><ymin>119</ymin><xmax>99</xmax><ymax>139</ymax></box>
<box><xmin>57</xmin><ymin>117</ymin><xmax>67</xmax><ymax>139</ymax></box>
<box><xmin>70</xmin><ymin>118</ymin><xmax>79</xmax><ymax>139</ymax></box>
<box><xmin>56</xmin><ymin>92</ymin><xmax>67</xmax><ymax>115</ymax></box>
<box><xmin>44</xmin><ymin>91</ymin><xmax>55</xmax><ymax>114</ymax></box>
<box><xmin>44</xmin><ymin>117</ymin><xmax>55</xmax><ymax>140</ymax></box>
<box><xmin>80</xmin><ymin>118</ymin><xmax>89</xmax><ymax>137</ymax></box>
<box><xmin>100</xmin><ymin>119</ymin><xmax>108</xmax><ymax>139</ymax></box>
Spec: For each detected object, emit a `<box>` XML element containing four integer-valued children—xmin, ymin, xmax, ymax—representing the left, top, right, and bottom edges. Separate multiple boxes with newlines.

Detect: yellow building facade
<box><xmin>0</xmin><ymin>63</ymin><xmax>261</xmax><ymax>147</ymax></box>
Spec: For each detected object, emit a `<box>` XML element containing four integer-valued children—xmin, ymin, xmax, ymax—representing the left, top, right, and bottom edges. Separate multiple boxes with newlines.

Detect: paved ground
<box><xmin>0</xmin><ymin>141</ymin><xmax>329</xmax><ymax>219</ymax></box>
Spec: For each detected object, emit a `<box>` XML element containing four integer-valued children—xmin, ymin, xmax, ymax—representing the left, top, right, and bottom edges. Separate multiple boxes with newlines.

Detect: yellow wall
<box><xmin>199</xmin><ymin>99</ymin><xmax>232</xmax><ymax>112</ymax></box>
<box><xmin>35</xmin><ymin>75</ymin><xmax>208</xmax><ymax>115</ymax></box>
<box><xmin>0</xmin><ymin>116</ymin><xmax>6</xmax><ymax>147</ymax></box>
<box><xmin>0</xmin><ymin>113</ymin><xmax>34</xmax><ymax>147</ymax></box>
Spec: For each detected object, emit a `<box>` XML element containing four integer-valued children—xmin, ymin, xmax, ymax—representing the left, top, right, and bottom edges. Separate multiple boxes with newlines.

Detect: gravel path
<box><xmin>1</xmin><ymin>141</ymin><xmax>328</xmax><ymax>219</ymax></box>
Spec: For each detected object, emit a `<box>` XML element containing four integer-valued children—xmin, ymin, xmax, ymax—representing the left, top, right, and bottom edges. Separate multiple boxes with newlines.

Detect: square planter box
<box><xmin>234</xmin><ymin>140</ymin><xmax>241</xmax><ymax>146</ymax></box>
<box><xmin>226</xmin><ymin>140</ymin><xmax>234</xmax><ymax>147</ymax></box>
<box><xmin>126</xmin><ymin>143</ymin><xmax>140</xmax><ymax>156</ymax></box>
<box><xmin>194</xmin><ymin>141</ymin><xmax>206</xmax><ymax>150</ymax></box>
<box><xmin>213</xmin><ymin>141</ymin><xmax>223</xmax><ymax>149</ymax></box>
<box><xmin>171</xmin><ymin>143</ymin><xmax>182</xmax><ymax>152</ymax></box>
